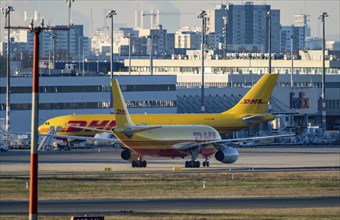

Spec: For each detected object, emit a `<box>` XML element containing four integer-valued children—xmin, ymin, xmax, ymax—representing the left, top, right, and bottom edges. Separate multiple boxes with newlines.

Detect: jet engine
<box><xmin>121</xmin><ymin>149</ymin><xmax>138</xmax><ymax>161</ymax></box>
<box><xmin>215</xmin><ymin>147</ymin><xmax>239</xmax><ymax>164</ymax></box>
<box><xmin>94</xmin><ymin>132</ymin><xmax>116</xmax><ymax>146</ymax></box>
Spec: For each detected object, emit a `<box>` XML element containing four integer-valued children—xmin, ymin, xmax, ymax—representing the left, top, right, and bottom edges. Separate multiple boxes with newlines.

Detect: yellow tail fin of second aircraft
<box><xmin>224</xmin><ymin>74</ymin><xmax>279</xmax><ymax>114</ymax></box>
<box><xmin>111</xmin><ymin>79</ymin><xmax>135</xmax><ymax>128</ymax></box>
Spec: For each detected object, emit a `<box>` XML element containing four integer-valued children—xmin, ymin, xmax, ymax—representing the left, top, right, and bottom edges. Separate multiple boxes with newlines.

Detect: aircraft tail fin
<box><xmin>111</xmin><ymin>79</ymin><xmax>135</xmax><ymax>128</ymax></box>
<box><xmin>224</xmin><ymin>74</ymin><xmax>279</xmax><ymax>114</ymax></box>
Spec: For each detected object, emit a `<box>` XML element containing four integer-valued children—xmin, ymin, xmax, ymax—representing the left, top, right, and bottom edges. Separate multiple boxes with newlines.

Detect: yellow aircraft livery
<box><xmin>39</xmin><ymin>74</ymin><xmax>279</xmax><ymax>137</ymax></box>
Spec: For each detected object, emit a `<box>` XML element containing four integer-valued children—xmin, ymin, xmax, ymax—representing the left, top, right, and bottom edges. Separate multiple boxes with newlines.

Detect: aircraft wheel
<box><xmin>185</xmin><ymin>161</ymin><xmax>189</xmax><ymax>168</ymax></box>
<box><xmin>195</xmin><ymin>161</ymin><xmax>200</xmax><ymax>168</ymax></box>
<box><xmin>203</xmin><ymin>161</ymin><xmax>210</xmax><ymax>167</ymax></box>
<box><xmin>142</xmin><ymin>160</ymin><xmax>147</xmax><ymax>167</ymax></box>
<box><xmin>131</xmin><ymin>161</ymin><xmax>136</xmax><ymax>168</ymax></box>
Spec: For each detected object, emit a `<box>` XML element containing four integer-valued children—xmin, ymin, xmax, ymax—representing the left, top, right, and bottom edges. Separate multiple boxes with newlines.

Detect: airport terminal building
<box><xmin>0</xmin><ymin>52</ymin><xmax>339</xmax><ymax>133</ymax></box>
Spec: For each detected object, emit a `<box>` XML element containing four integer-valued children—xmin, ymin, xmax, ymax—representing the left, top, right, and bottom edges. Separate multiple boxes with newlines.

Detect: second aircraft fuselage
<box><xmin>113</xmin><ymin>125</ymin><xmax>220</xmax><ymax>158</ymax></box>
<box><xmin>38</xmin><ymin>113</ymin><xmax>275</xmax><ymax>137</ymax></box>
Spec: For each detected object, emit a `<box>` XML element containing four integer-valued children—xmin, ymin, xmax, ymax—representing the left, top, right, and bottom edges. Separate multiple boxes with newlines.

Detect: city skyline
<box><xmin>0</xmin><ymin>0</ymin><xmax>339</xmax><ymax>41</ymax></box>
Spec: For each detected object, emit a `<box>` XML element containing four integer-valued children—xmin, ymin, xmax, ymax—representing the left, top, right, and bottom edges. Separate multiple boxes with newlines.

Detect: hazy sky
<box><xmin>1</xmin><ymin>0</ymin><xmax>339</xmax><ymax>41</ymax></box>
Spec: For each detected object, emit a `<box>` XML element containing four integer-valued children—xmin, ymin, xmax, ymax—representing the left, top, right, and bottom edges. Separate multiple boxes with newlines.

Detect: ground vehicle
<box><xmin>0</xmin><ymin>141</ymin><xmax>9</xmax><ymax>152</ymax></box>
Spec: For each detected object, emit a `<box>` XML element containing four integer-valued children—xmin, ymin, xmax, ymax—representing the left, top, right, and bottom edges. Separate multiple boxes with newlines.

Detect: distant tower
<box><xmin>140</xmin><ymin>10</ymin><xmax>144</xmax><ymax>29</ymax></box>
<box><xmin>150</xmin><ymin>10</ymin><xmax>160</xmax><ymax>29</ymax></box>
<box><xmin>134</xmin><ymin>10</ymin><xmax>138</xmax><ymax>29</ymax></box>
<box><xmin>135</xmin><ymin>10</ymin><xmax>160</xmax><ymax>29</ymax></box>
<box><xmin>150</xmin><ymin>10</ymin><xmax>154</xmax><ymax>29</ymax></box>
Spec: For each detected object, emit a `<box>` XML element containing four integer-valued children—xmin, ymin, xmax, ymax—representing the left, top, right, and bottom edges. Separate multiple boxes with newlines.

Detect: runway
<box><xmin>1</xmin><ymin>146</ymin><xmax>339</xmax><ymax>173</ymax></box>
<box><xmin>1</xmin><ymin>197</ymin><xmax>339</xmax><ymax>215</ymax></box>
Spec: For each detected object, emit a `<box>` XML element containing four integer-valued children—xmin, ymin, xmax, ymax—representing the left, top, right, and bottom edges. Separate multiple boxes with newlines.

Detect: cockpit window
<box><xmin>44</xmin><ymin>122</ymin><xmax>50</xmax><ymax>125</ymax></box>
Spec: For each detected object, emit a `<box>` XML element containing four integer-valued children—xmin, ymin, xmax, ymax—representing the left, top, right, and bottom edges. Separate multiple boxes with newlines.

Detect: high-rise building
<box><xmin>294</xmin><ymin>14</ymin><xmax>311</xmax><ymax>38</ymax></box>
<box><xmin>281</xmin><ymin>25</ymin><xmax>305</xmax><ymax>53</ymax></box>
<box><xmin>2</xmin><ymin>25</ymin><xmax>90</xmax><ymax>59</ymax></box>
<box><xmin>174</xmin><ymin>26</ymin><xmax>201</xmax><ymax>50</ymax></box>
<box><xmin>205</xmin><ymin>4</ymin><xmax>228</xmax><ymax>49</ymax></box>
<box><xmin>222</xmin><ymin>2</ymin><xmax>281</xmax><ymax>52</ymax></box>
<box><xmin>139</xmin><ymin>25</ymin><xmax>168</xmax><ymax>56</ymax></box>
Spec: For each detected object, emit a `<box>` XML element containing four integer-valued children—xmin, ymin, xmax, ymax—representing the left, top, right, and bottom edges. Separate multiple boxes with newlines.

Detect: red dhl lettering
<box><xmin>65</xmin><ymin>120</ymin><xmax>116</xmax><ymax>132</ymax></box>
<box><xmin>116</xmin><ymin>109</ymin><xmax>127</xmax><ymax>115</ymax></box>
<box><xmin>242</xmin><ymin>99</ymin><xmax>266</xmax><ymax>104</ymax></box>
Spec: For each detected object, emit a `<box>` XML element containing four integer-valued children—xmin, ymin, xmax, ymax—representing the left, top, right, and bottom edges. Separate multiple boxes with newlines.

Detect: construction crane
<box><xmin>140</xmin><ymin>10</ymin><xmax>195</xmax><ymax>29</ymax></box>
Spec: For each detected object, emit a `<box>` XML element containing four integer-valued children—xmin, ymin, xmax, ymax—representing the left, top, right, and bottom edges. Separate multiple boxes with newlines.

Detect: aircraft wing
<box><xmin>208</xmin><ymin>133</ymin><xmax>295</xmax><ymax>146</ymax></box>
<box><xmin>40</xmin><ymin>133</ymin><xmax>119</xmax><ymax>143</ymax></box>
<box><xmin>176</xmin><ymin>133</ymin><xmax>294</xmax><ymax>152</ymax></box>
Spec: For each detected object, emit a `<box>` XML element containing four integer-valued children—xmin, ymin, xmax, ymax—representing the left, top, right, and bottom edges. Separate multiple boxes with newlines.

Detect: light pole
<box><xmin>78</xmin><ymin>36</ymin><xmax>81</xmax><ymax>74</ymax></box>
<box><xmin>50</xmin><ymin>33</ymin><xmax>56</xmax><ymax>73</ymax></box>
<box><xmin>223</xmin><ymin>16</ymin><xmax>228</xmax><ymax>59</ymax></box>
<box><xmin>198</xmin><ymin>10</ymin><xmax>207</xmax><ymax>113</ymax></box>
<box><xmin>97</xmin><ymin>53</ymin><xmax>100</xmax><ymax>73</ymax></box>
<box><xmin>147</xmin><ymin>34</ymin><xmax>155</xmax><ymax>75</ymax></box>
<box><xmin>48</xmin><ymin>32</ymin><xmax>56</xmax><ymax>75</ymax></box>
<box><xmin>2</xmin><ymin>5</ymin><xmax>14</xmax><ymax>131</ymax></box>
<box><xmin>106</xmin><ymin>9</ymin><xmax>117</xmax><ymax>113</ymax></box>
<box><xmin>126</xmin><ymin>33</ymin><xmax>134</xmax><ymax>75</ymax></box>
<box><xmin>66</xmin><ymin>0</ymin><xmax>74</xmax><ymax>60</ymax></box>
<box><xmin>106</xmin><ymin>9</ymin><xmax>117</xmax><ymax>79</ymax></box>
<box><xmin>290</xmin><ymin>31</ymin><xmax>296</xmax><ymax>87</ymax></box>
<box><xmin>266</xmin><ymin>11</ymin><xmax>272</xmax><ymax>74</ymax></box>
<box><xmin>6</xmin><ymin>19</ymin><xmax>68</xmax><ymax>220</ymax></box>
<box><xmin>318</xmin><ymin>12</ymin><xmax>328</xmax><ymax>132</ymax></box>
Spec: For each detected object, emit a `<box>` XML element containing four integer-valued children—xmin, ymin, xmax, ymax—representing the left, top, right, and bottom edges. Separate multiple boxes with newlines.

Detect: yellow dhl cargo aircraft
<box><xmin>111</xmin><ymin>78</ymin><xmax>227</xmax><ymax>168</ymax></box>
<box><xmin>39</xmin><ymin>73</ymin><xmax>279</xmax><ymax>139</ymax></box>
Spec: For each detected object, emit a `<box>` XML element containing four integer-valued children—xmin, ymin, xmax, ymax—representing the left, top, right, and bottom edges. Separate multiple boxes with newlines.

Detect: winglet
<box><xmin>111</xmin><ymin>79</ymin><xmax>135</xmax><ymax>128</ymax></box>
<box><xmin>224</xmin><ymin>74</ymin><xmax>279</xmax><ymax>114</ymax></box>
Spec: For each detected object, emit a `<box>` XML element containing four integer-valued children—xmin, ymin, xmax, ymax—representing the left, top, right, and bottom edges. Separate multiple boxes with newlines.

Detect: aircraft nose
<box><xmin>38</xmin><ymin>125</ymin><xmax>45</xmax><ymax>134</ymax></box>
<box><xmin>38</xmin><ymin>125</ymin><xmax>42</xmax><ymax>133</ymax></box>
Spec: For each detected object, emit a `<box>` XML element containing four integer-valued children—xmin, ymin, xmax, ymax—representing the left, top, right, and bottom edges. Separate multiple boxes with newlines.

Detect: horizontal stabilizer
<box><xmin>128</xmin><ymin>126</ymin><xmax>162</xmax><ymax>134</ymax></box>
<box><xmin>242</xmin><ymin>115</ymin><xmax>265</xmax><ymax>125</ymax></box>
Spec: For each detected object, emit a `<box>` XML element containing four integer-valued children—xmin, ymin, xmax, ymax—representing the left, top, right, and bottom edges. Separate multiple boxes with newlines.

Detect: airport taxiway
<box><xmin>1</xmin><ymin>196</ymin><xmax>339</xmax><ymax>215</ymax></box>
<box><xmin>0</xmin><ymin>146</ymin><xmax>339</xmax><ymax>173</ymax></box>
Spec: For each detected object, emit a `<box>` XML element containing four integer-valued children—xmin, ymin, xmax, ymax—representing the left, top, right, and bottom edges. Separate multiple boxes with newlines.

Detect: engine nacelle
<box><xmin>215</xmin><ymin>147</ymin><xmax>239</xmax><ymax>164</ymax></box>
<box><xmin>94</xmin><ymin>132</ymin><xmax>116</xmax><ymax>146</ymax></box>
<box><xmin>121</xmin><ymin>149</ymin><xmax>131</xmax><ymax>160</ymax></box>
<box><xmin>121</xmin><ymin>149</ymin><xmax>138</xmax><ymax>161</ymax></box>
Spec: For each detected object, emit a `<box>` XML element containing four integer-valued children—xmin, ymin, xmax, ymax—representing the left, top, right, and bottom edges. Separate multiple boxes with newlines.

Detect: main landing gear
<box><xmin>184</xmin><ymin>151</ymin><xmax>210</xmax><ymax>168</ymax></box>
<box><xmin>185</xmin><ymin>160</ymin><xmax>200</xmax><ymax>168</ymax></box>
<box><xmin>202</xmin><ymin>160</ymin><xmax>210</xmax><ymax>167</ymax></box>
<box><xmin>184</xmin><ymin>149</ymin><xmax>211</xmax><ymax>168</ymax></box>
<box><xmin>131</xmin><ymin>155</ymin><xmax>147</xmax><ymax>168</ymax></box>
<box><xmin>131</xmin><ymin>160</ymin><xmax>147</xmax><ymax>168</ymax></box>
